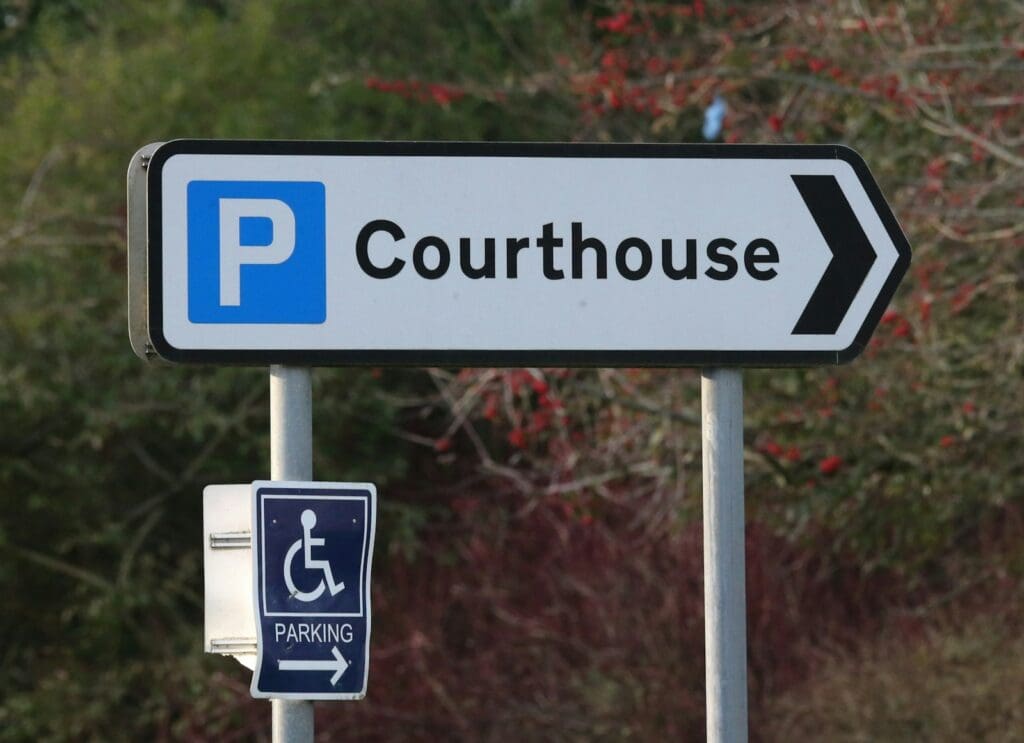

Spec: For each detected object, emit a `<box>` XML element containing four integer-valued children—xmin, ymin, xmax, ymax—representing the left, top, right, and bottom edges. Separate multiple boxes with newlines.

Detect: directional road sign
<box><xmin>251</xmin><ymin>481</ymin><xmax>376</xmax><ymax>700</ymax></box>
<box><xmin>128</xmin><ymin>141</ymin><xmax>910</xmax><ymax>366</ymax></box>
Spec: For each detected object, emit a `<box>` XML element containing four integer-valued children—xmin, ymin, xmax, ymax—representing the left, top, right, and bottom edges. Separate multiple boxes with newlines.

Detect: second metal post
<box><xmin>270</xmin><ymin>365</ymin><xmax>315</xmax><ymax>743</ymax></box>
<box><xmin>701</xmin><ymin>368</ymin><xmax>748</xmax><ymax>743</ymax></box>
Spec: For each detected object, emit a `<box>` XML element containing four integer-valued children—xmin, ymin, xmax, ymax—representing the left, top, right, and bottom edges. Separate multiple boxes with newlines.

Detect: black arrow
<box><xmin>791</xmin><ymin>175</ymin><xmax>877</xmax><ymax>335</ymax></box>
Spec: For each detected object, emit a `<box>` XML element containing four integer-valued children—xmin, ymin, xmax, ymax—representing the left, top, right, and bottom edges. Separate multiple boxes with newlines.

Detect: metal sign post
<box><xmin>269</xmin><ymin>365</ymin><xmax>314</xmax><ymax>742</ymax></box>
<box><xmin>701</xmin><ymin>369</ymin><xmax>747</xmax><ymax>743</ymax></box>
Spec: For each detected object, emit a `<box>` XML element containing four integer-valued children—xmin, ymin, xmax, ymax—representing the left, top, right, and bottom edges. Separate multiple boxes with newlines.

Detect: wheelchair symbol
<box><xmin>283</xmin><ymin>509</ymin><xmax>345</xmax><ymax>602</ymax></box>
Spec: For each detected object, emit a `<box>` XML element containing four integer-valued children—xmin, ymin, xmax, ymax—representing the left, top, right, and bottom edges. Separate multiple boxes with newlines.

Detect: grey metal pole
<box><xmin>270</xmin><ymin>365</ymin><xmax>315</xmax><ymax>743</ymax></box>
<box><xmin>701</xmin><ymin>368</ymin><xmax>748</xmax><ymax>743</ymax></box>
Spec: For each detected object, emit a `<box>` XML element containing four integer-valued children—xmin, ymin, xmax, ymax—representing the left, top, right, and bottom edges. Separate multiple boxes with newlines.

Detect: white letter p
<box><xmin>218</xmin><ymin>198</ymin><xmax>296</xmax><ymax>306</ymax></box>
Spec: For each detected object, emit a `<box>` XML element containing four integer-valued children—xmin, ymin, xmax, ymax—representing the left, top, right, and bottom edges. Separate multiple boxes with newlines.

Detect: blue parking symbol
<box><xmin>252</xmin><ymin>483</ymin><xmax>376</xmax><ymax>700</ymax></box>
<box><xmin>187</xmin><ymin>181</ymin><xmax>326</xmax><ymax>324</ymax></box>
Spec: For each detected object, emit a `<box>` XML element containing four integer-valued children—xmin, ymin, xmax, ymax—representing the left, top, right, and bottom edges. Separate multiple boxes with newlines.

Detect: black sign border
<box><xmin>145</xmin><ymin>140</ymin><xmax>911</xmax><ymax>367</ymax></box>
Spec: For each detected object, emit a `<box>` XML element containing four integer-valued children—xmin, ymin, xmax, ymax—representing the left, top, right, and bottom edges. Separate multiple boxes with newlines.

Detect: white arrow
<box><xmin>278</xmin><ymin>646</ymin><xmax>350</xmax><ymax>685</ymax></box>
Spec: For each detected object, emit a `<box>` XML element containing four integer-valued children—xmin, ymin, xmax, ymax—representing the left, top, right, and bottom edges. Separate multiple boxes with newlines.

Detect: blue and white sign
<box><xmin>251</xmin><ymin>481</ymin><xmax>376</xmax><ymax>700</ymax></box>
<box><xmin>132</xmin><ymin>140</ymin><xmax>909</xmax><ymax>367</ymax></box>
<box><xmin>186</xmin><ymin>180</ymin><xmax>326</xmax><ymax>324</ymax></box>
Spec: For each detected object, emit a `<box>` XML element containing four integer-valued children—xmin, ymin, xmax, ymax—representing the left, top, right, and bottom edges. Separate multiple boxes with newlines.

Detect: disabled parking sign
<box><xmin>251</xmin><ymin>481</ymin><xmax>376</xmax><ymax>699</ymax></box>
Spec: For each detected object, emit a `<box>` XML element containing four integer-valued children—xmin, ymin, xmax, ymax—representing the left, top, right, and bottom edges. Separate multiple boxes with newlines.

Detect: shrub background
<box><xmin>0</xmin><ymin>1</ymin><xmax>1021</xmax><ymax>740</ymax></box>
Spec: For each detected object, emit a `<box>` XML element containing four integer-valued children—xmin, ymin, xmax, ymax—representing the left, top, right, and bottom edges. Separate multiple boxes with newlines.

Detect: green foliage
<box><xmin>0</xmin><ymin>0</ymin><xmax>572</xmax><ymax>737</ymax></box>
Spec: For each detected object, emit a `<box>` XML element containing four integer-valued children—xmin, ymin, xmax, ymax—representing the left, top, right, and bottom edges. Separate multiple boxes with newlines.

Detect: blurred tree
<box><xmin>1</xmin><ymin>0</ymin><xmax>1022</xmax><ymax>739</ymax></box>
<box><xmin>0</xmin><ymin>0</ymin><xmax>572</xmax><ymax>738</ymax></box>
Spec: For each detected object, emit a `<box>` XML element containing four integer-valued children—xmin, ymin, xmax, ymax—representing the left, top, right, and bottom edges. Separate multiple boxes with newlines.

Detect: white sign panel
<box><xmin>129</xmin><ymin>141</ymin><xmax>910</xmax><ymax>365</ymax></box>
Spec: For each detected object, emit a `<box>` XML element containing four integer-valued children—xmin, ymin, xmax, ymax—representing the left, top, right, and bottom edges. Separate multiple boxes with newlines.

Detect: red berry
<box><xmin>507</xmin><ymin>428</ymin><xmax>526</xmax><ymax>449</ymax></box>
<box><xmin>818</xmin><ymin>455</ymin><xmax>843</xmax><ymax>475</ymax></box>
